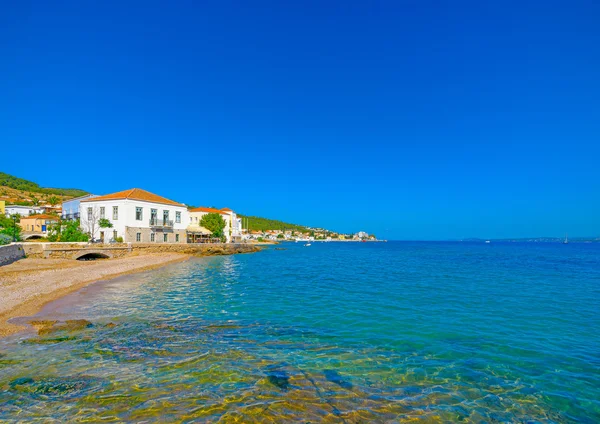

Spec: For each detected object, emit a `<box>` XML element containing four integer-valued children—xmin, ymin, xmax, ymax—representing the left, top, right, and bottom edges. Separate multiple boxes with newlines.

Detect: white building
<box><xmin>220</xmin><ymin>208</ymin><xmax>243</xmax><ymax>243</ymax></box>
<box><xmin>5</xmin><ymin>205</ymin><xmax>43</xmax><ymax>217</ymax></box>
<box><xmin>80</xmin><ymin>188</ymin><xmax>189</xmax><ymax>243</ymax></box>
<box><xmin>187</xmin><ymin>207</ymin><xmax>241</xmax><ymax>243</ymax></box>
<box><xmin>61</xmin><ymin>194</ymin><xmax>97</xmax><ymax>220</ymax></box>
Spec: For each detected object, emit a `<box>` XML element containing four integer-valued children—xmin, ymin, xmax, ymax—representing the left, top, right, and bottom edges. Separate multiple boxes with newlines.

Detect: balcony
<box><xmin>149</xmin><ymin>218</ymin><xmax>174</xmax><ymax>228</ymax></box>
<box><xmin>62</xmin><ymin>212</ymin><xmax>81</xmax><ymax>221</ymax></box>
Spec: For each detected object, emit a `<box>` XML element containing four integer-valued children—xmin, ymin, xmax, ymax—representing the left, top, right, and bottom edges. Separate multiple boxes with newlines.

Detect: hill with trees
<box><xmin>0</xmin><ymin>172</ymin><xmax>88</xmax><ymax>198</ymax></box>
<box><xmin>237</xmin><ymin>214</ymin><xmax>312</xmax><ymax>233</ymax></box>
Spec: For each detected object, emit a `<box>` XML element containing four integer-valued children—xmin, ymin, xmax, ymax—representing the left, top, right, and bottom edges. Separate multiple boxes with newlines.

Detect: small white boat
<box><xmin>485</xmin><ymin>240</ymin><xmax>491</xmax><ymax>244</ymax></box>
<box><xmin>304</xmin><ymin>243</ymin><xmax>311</xmax><ymax>247</ymax></box>
<box><xmin>563</xmin><ymin>234</ymin><xmax>568</xmax><ymax>244</ymax></box>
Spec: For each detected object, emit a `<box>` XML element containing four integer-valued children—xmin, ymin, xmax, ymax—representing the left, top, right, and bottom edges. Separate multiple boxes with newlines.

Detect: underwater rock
<box><xmin>9</xmin><ymin>376</ymin><xmax>93</xmax><ymax>397</ymax></box>
<box><xmin>28</xmin><ymin>320</ymin><xmax>58</xmax><ymax>335</ymax></box>
<box><xmin>267</xmin><ymin>371</ymin><xmax>290</xmax><ymax>390</ymax></box>
<box><xmin>104</xmin><ymin>322</ymin><xmax>117</xmax><ymax>328</ymax></box>
<box><xmin>62</xmin><ymin>320</ymin><xmax>93</xmax><ymax>331</ymax></box>
<box><xmin>323</xmin><ymin>369</ymin><xmax>353</xmax><ymax>390</ymax></box>
<box><xmin>28</xmin><ymin>319</ymin><xmax>92</xmax><ymax>335</ymax></box>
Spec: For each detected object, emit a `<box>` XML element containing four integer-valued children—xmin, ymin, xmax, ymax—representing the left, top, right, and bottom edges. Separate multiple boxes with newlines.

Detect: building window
<box><xmin>113</xmin><ymin>230</ymin><xmax>118</xmax><ymax>240</ymax></box>
<box><xmin>176</xmin><ymin>211</ymin><xmax>181</xmax><ymax>223</ymax></box>
<box><xmin>151</xmin><ymin>209</ymin><xmax>157</xmax><ymax>225</ymax></box>
<box><xmin>136</xmin><ymin>207</ymin><xmax>143</xmax><ymax>221</ymax></box>
<box><xmin>150</xmin><ymin>233</ymin><xmax>155</xmax><ymax>242</ymax></box>
<box><xmin>87</xmin><ymin>207</ymin><xmax>92</xmax><ymax>221</ymax></box>
<box><xmin>136</xmin><ymin>232</ymin><xmax>141</xmax><ymax>242</ymax></box>
<box><xmin>100</xmin><ymin>207</ymin><xmax>105</xmax><ymax>219</ymax></box>
<box><xmin>113</xmin><ymin>206</ymin><xmax>118</xmax><ymax>220</ymax></box>
<box><xmin>163</xmin><ymin>233</ymin><xmax>168</xmax><ymax>242</ymax></box>
<box><xmin>175</xmin><ymin>234</ymin><xmax>179</xmax><ymax>242</ymax></box>
<box><xmin>163</xmin><ymin>210</ymin><xmax>169</xmax><ymax>223</ymax></box>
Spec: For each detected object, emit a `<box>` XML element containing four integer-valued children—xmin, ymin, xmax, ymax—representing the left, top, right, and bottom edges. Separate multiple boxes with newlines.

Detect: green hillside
<box><xmin>238</xmin><ymin>214</ymin><xmax>311</xmax><ymax>233</ymax></box>
<box><xmin>0</xmin><ymin>172</ymin><xmax>88</xmax><ymax>197</ymax></box>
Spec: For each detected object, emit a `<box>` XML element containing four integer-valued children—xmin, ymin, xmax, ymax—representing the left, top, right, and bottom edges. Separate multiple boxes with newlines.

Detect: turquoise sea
<box><xmin>1</xmin><ymin>241</ymin><xmax>599</xmax><ymax>422</ymax></box>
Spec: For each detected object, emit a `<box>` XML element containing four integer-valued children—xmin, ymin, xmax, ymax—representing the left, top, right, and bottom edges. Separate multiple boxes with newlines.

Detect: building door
<box><xmin>100</xmin><ymin>231</ymin><xmax>104</xmax><ymax>242</ymax></box>
<box><xmin>151</xmin><ymin>209</ymin><xmax>157</xmax><ymax>225</ymax></box>
<box><xmin>42</xmin><ymin>225</ymin><xmax>46</xmax><ymax>232</ymax></box>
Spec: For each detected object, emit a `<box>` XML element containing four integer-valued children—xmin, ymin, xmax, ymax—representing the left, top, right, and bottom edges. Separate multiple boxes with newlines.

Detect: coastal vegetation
<box><xmin>200</xmin><ymin>213</ymin><xmax>226</xmax><ymax>242</ymax></box>
<box><xmin>0</xmin><ymin>214</ymin><xmax>22</xmax><ymax>241</ymax></box>
<box><xmin>237</xmin><ymin>214</ymin><xmax>311</xmax><ymax>233</ymax></box>
<box><xmin>47</xmin><ymin>220</ymin><xmax>89</xmax><ymax>242</ymax></box>
<box><xmin>0</xmin><ymin>234</ymin><xmax>12</xmax><ymax>245</ymax></box>
<box><xmin>0</xmin><ymin>172</ymin><xmax>88</xmax><ymax>198</ymax></box>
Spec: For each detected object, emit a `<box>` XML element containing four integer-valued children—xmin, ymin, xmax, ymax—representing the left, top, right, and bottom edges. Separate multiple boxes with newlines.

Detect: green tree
<box><xmin>48</xmin><ymin>219</ymin><xmax>89</xmax><ymax>242</ymax></box>
<box><xmin>200</xmin><ymin>213</ymin><xmax>226</xmax><ymax>242</ymax></box>
<box><xmin>48</xmin><ymin>195</ymin><xmax>60</xmax><ymax>206</ymax></box>
<box><xmin>0</xmin><ymin>214</ymin><xmax>22</xmax><ymax>241</ymax></box>
<box><xmin>277</xmin><ymin>233</ymin><xmax>285</xmax><ymax>239</ymax></box>
<box><xmin>99</xmin><ymin>218</ymin><xmax>113</xmax><ymax>228</ymax></box>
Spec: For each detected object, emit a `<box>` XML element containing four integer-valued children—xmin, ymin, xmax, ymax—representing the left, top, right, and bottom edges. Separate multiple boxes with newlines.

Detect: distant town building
<box><xmin>19</xmin><ymin>214</ymin><xmax>59</xmax><ymax>235</ymax></box>
<box><xmin>4</xmin><ymin>205</ymin><xmax>43</xmax><ymax>217</ymax></box>
<box><xmin>80</xmin><ymin>188</ymin><xmax>188</xmax><ymax>243</ymax></box>
<box><xmin>61</xmin><ymin>194</ymin><xmax>97</xmax><ymax>220</ymax></box>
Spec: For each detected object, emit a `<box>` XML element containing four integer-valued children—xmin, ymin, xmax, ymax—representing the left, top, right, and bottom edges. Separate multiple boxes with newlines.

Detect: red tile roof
<box><xmin>22</xmin><ymin>214</ymin><xmax>59</xmax><ymax>220</ymax></box>
<box><xmin>80</xmin><ymin>188</ymin><xmax>184</xmax><ymax>207</ymax></box>
<box><xmin>189</xmin><ymin>206</ymin><xmax>227</xmax><ymax>215</ymax></box>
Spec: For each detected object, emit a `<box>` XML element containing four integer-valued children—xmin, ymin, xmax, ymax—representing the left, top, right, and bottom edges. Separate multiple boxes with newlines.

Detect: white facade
<box><xmin>80</xmin><ymin>197</ymin><xmax>189</xmax><ymax>243</ymax></box>
<box><xmin>61</xmin><ymin>194</ymin><xmax>97</xmax><ymax>220</ymax></box>
<box><xmin>5</xmin><ymin>205</ymin><xmax>43</xmax><ymax>217</ymax></box>
<box><xmin>188</xmin><ymin>207</ymin><xmax>242</xmax><ymax>243</ymax></box>
<box><xmin>221</xmin><ymin>210</ymin><xmax>242</xmax><ymax>242</ymax></box>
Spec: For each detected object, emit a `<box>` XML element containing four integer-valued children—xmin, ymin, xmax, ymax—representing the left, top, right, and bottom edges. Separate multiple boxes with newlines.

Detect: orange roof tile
<box><xmin>22</xmin><ymin>214</ymin><xmax>59</xmax><ymax>220</ymax></box>
<box><xmin>189</xmin><ymin>206</ymin><xmax>227</xmax><ymax>215</ymax></box>
<box><xmin>80</xmin><ymin>188</ymin><xmax>184</xmax><ymax>207</ymax></box>
<box><xmin>220</xmin><ymin>208</ymin><xmax>233</xmax><ymax>212</ymax></box>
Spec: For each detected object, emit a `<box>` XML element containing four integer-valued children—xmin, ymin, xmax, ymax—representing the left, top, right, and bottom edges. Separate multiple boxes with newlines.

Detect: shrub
<box><xmin>0</xmin><ymin>234</ymin><xmax>12</xmax><ymax>245</ymax></box>
<box><xmin>115</xmin><ymin>236</ymin><xmax>124</xmax><ymax>243</ymax></box>
<box><xmin>99</xmin><ymin>218</ymin><xmax>113</xmax><ymax>228</ymax></box>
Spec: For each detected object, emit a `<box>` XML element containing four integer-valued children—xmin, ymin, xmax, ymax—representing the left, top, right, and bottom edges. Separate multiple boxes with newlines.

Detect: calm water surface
<box><xmin>1</xmin><ymin>242</ymin><xmax>599</xmax><ymax>422</ymax></box>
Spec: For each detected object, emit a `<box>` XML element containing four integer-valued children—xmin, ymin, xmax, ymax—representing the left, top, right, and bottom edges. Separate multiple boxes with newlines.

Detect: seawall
<box><xmin>19</xmin><ymin>242</ymin><xmax>260</xmax><ymax>260</ymax></box>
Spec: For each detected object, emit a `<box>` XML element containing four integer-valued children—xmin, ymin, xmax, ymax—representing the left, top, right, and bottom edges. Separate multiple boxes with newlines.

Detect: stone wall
<box><xmin>20</xmin><ymin>242</ymin><xmax>260</xmax><ymax>260</ymax></box>
<box><xmin>130</xmin><ymin>243</ymin><xmax>260</xmax><ymax>256</ymax></box>
<box><xmin>0</xmin><ymin>243</ymin><xmax>26</xmax><ymax>266</ymax></box>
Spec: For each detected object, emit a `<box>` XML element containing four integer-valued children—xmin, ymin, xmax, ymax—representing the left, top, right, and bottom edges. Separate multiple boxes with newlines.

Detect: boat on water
<box><xmin>304</xmin><ymin>243</ymin><xmax>311</xmax><ymax>247</ymax></box>
<box><xmin>563</xmin><ymin>234</ymin><xmax>568</xmax><ymax>244</ymax></box>
<box><xmin>485</xmin><ymin>240</ymin><xmax>491</xmax><ymax>244</ymax></box>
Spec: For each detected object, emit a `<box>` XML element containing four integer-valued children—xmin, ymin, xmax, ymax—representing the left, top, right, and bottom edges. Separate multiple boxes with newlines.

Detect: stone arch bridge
<box><xmin>21</xmin><ymin>243</ymin><xmax>132</xmax><ymax>260</ymax></box>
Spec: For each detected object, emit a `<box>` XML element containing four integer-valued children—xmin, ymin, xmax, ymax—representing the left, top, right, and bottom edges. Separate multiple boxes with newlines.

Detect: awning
<box><xmin>186</xmin><ymin>225</ymin><xmax>212</xmax><ymax>235</ymax></box>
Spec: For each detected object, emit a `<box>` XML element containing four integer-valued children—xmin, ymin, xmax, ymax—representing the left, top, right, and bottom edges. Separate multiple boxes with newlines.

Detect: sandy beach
<box><xmin>0</xmin><ymin>253</ymin><xmax>190</xmax><ymax>338</ymax></box>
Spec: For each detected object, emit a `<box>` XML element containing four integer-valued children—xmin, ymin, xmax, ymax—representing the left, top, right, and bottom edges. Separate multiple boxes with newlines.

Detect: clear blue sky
<box><xmin>1</xmin><ymin>1</ymin><xmax>599</xmax><ymax>240</ymax></box>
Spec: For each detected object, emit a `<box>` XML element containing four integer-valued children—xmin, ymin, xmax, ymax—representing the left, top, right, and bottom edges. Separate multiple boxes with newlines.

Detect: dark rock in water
<box><xmin>9</xmin><ymin>376</ymin><xmax>99</xmax><ymax>398</ymax></box>
<box><xmin>63</xmin><ymin>320</ymin><xmax>93</xmax><ymax>331</ymax></box>
<box><xmin>104</xmin><ymin>322</ymin><xmax>117</xmax><ymax>328</ymax></box>
<box><xmin>275</xmin><ymin>248</ymin><xmax>287</xmax><ymax>250</ymax></box>
<box><xmin>10</xmin><ymin>377</ymin><xmax>34</xmax><ymax>388</ymax></box>
<box><xmin>28</xmin><ymin>319</ymin><xmax>92</xmax><ymax>335</ymax></box>
<box><xmin>267</xmin><ymin>372</ymin><xmax>290</xmax><ymax>390</ymax></box>
<box><xmin>324</xmin><ymin>369</ymin><xmax>353</xmax><ymax>389</ymax></box>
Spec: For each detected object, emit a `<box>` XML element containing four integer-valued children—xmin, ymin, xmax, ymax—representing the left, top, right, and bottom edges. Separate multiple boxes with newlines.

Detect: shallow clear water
<box><xmin>1</xmin><ymin>242</ymin><xmax>599</xmax><ymax>422</ymax></box>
